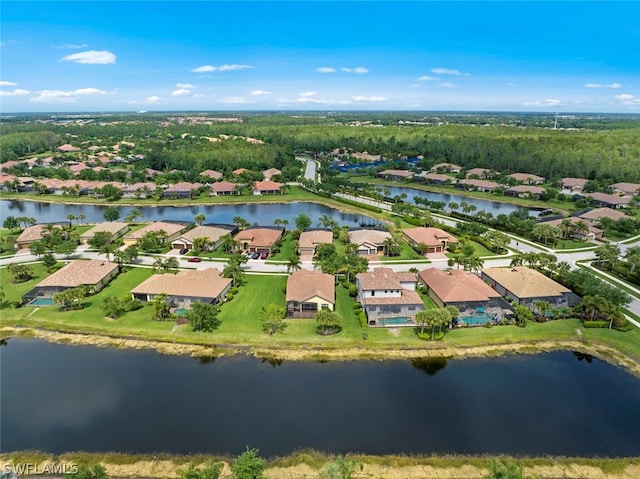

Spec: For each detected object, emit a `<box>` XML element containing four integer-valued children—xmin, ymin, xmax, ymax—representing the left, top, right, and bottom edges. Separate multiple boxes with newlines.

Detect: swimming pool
<box><xmin>27</xmin><ymin>298</ymin><xmax>53</xmax><ymax>306</ymax></box>
<box><xmin>458</xmin><ymin>313</ymin><xmax>497</xmax><ymax>326</ymax></box>
<box><xmin>377</xmin><ymin>317</ymin><xmax>414</xmax><ymax>327</ymax></box>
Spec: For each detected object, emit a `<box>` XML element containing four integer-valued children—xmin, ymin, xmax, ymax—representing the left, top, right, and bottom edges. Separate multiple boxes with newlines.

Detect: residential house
<box><xmin>57</xmin><ymin>144</ymin><xmax>81</xmax><ymax>153</ymax></box>
<box><xmin>465</xmin><ymin>167</ymin><xmax>493</xmax><ymax>179</ymax></box>
<box><xmin>558</xmin><ymin>177</ymin><xmax>588</xmax><ymax>195</ymax></box>
<box><xmin>131</xmin><ymin>267</ymin><xmax>232</xmax><ymax>310</ymax></box>
<box><xmin>416</xmin><ymin>172</ymin><xmax>456</xmax><ymax>185</ymax></box>
<box><xmin>458</xmin><ymin>179</ymin><xmax>501</xmax><ymax>193</ymax></box>
<box><xmin>539</xmin><ymin>217</ymin><xmax>603</xmax><ymax>241</ymax></box>
<box><xmin>418</xmin><ymin>268</ymin><xmax>506</xmax><ymax>314</ymax></box>
<box><xmin>123</xmin><ymin>221</ymin><xmax>188</xmax><ymax>247</ymax></box>
<box><xmin>298</xmin><ymin>229</ymin><xmax>333</xmax><ymax>257</ymax></box>
<box><xmin>578</xmin><ymin>192</ymin><xmax>632</xmax><ymax>209</ymax></box>
<box><xmin>15</xmin><ymin>223</ymin><xmax>65</xmax><ymax>250</ymax></box>
<box><xmin>162</xmin><ymin>182</ymin><xmax>203</xmax><ymax>199</ymax></box>
<box><xmin>234</xmin><ymin>226</ymin><xmax>284</xmax><ymax>253</ymax></box>
<box><xmin>376</xmin><ymin>169</ymin><xmax>413</xmax><ymax>181</ymax></box>
<box><xmin>210</xmin><ymin>181</ymin><xmax>240</xmax><ymax>196</ymax></box>
<box><xmin>285</xmin><ymin>269</ymin><xmax>335</xmax><ymax>317</ymax></box>
<box><xmin>22</xmin><ymin>260</ymin><xmax>119</xmax><ymax>304</ymax></box>
<box><xmin>262</xmin><ymin>168</ymin><xmax>282</xmax><ymax>180</ymax></box>
<box><xmin>356</xmin><ymin>268</ymin><xmax>424</xmax><ymax>327</ymax></box>
<box><xmin>252</xmin><ymin>180</ymin><xmax>283</xmax><ymax>195</ymax></box>
<box><xmin>505</xmin><ymin>185</ymin><xmax>545</xmax><ymax>199</ymax></box>
<box><xmin>481</xmin><ymin>266</ymin><xmax>573</xmax><ymax>307</ymax></box>
<box><xmin>611</xmin><ymin>182</ymin><xmax>640</xmax><ymax>197</ymax></box>
<box><xmin>431</xmin><ymin>162</ymin><xmax>462</xmax><ymax>173</ymax></box>
<box><xmin>199</xmin><ymin>169</ymin><xmax>223</xmax><ymax>181</ymax></box>
<box><xmin>402</xmin><ymin>227</ymin><xmax>458</xmax><ymax>255</ymax></box>
<box><xmin>171</xmin><ymin>224</ymin><xmax>237</xmax><ymax>251</ymax></box>
<box><xmin>348</xmin><ymin>229</ymin><xmax>392</xmax><ymax>256</ymax></box>
<box><xmin>121</xmin><ymin>182</ymin><xmax>157</xmax><ymax>199</ymax></box>
<box><xmin>79</xmin><ymin>222</ymin><xmax>129</xmax><ymax>244</ymax></box>
<box><xmin>578</xmin><ymin>208</ymin><xmax>628</xmax><ymax>224</ymax></box>
<box><xmin>507</xmin><ymin>173</ymin><xmax>545</xmax><ymax>185</ymax></box>
<box><xmin>232</xmin><ymin>168</ymin><xmax>250</xmax><ymax>176</ymax></box>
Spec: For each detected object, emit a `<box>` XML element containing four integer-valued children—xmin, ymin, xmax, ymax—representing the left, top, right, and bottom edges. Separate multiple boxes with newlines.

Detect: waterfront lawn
<box><xmin>269</xmin><ymin>232</ymin><xmax>295</xmax><ymax>260</ymax></box>
<box><xmin>0</xmin><ymin>262</ymin><xmax>51</xmax><ymax>307</ymax></box>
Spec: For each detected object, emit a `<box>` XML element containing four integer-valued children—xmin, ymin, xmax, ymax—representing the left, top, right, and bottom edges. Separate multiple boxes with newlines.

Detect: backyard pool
<box><xmin>458</xmin><ymin>313</ymin><xmax>498</xmax><ymax>326</ymax></box>
<box><xmin>27</xmin><ymin>298</ymin><xmax>53</xmax><ymax>306</ymax></box>
<box><xmin>377</xmin><ymin>317</ymin><xmax>414</xmax><ymax>327</ymax></box>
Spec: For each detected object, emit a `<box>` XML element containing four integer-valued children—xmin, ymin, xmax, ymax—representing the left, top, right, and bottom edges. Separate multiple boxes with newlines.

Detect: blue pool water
<box><xmin>27</xmin><ymin>298</ymin><xmax>53</xmax><ymax>306</ymax></box>
<box><xmin>378</xmin><ymin>317</ymin><xmax>413</xmax><ymax>326</ymax></box>
<box><xmin>174</xmin><ymin>308</ymin><xmax>187</xmax><ymax>316</ymax></box>
<box><xmin>458</xmin><ymin>313</ymin><xmax>496</xmax><ymax>326</ymax></box>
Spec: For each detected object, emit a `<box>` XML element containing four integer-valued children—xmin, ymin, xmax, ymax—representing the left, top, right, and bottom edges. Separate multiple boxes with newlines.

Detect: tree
<box><xmin>42</xmin><ymin>252</ymin><xmax>57</xmax><ymax>269</ymax></box>
<box><xmin>294</xmin><ymin>213</ymin><xmax>312</xmax><ymax>231</ymax></box>
<box><xmin>187</xmin><ymin>302</ymin><xmax>221</xmax><ymax>332</ymax></box>
<box><xmin>3</xmin><ymin>216</ymin><xmax>20</xmax><ymax>231</ymax></box>
<box><xmin>29</xmin><ymin>240</ymin><xmax>47</xmax><ymax>258</ymax></box>
<box><xmin>102</xmin><ymin>296</ymin><xmax>127</xmax><ymax>319</ymax></box>
<box><xmin>259</xmin><ymin>303</ymin><xmax>287</xmax><ymax>335</ymax></box>
<box><xmin>484</xmin><ymin>460</ymin><xmax>531</xmax><ymax>479</ymax></box>
<box><xmin>415</xmin><ymin>310</ymin><xmax>437</xmax><ymax>338</ymax></box>
<box><xmin>152</xmin><ymin>293</ymin><xmax>171</xmax><ymax>321</ymax></box>
<box><xmin>594</xmin><ymin>243</ymin><xmax>620</xmax><ymax>271</ymax></box>
<box><xmin>181</xmin><ymin>460</ymin><xmax>223</xmax><ymax>479</ymax></box>
<box><xmin>99</xmin><ymin>243</ymin><xmax>118</xmax><ymax>262</ymax></box>
<box><xmin>163</xmin><ymin>256</ymin><xmax>179</xmax><ymax>273</ymax></box>
<box><xmin>194</xmin><ymin>213</ymin><xmax>206</xmax><ymax>226</ymax></box>
<box><xmin>53</xmin><ymin>286</ymin><xmax>87</xmax><ymax>311</ymax></box>
<box><xmin>69</xmin><ymin>464</ymin><xmax>109</xmax><ymax>479</ymax></box>
<box><xmin>514</xmin><ymin>304</ymin><xmax>533</xmax><ymax>326</ymax></box>
<box><xmin>7</xmin><ymin>263</ymin><xmax>33</xmax><ymax>283</ymax></box>
<box><xmin>320</xmin><ymin>455</ymin><xmax>362</xmax><ymax>479</ymax></box>
<box><xmin>532</xmin><ymin>300</ymin><xmax>551</xmax><ymax>321</ymax></box>
<box><xmin>231</xmin><ymin>447</ymin><xmax>265</xmax><ymax>479</ymax></box>
<box><xmin>233</xmin><ymin>216</ymin><xmax>249</xmax><ymax>230</ymax></box>
<box><xmin>383</xmin><ymin>236</ymin><xmax>401</xmax><ymax>257</ymax></box>
<box><xmin>286</xmin><ymin>254</ymin><xmax>302</xmax><ymax>273</ymax></box>
<box><xmin>220</xmin><ymin>234</ymin><xmax>240</xmax><ymax>253</ymax></box>
<box><xmin>88</xmin><ymin>231</ymin><xmax>113</xmax><ymax>249</ymax></box>
<box><xmin>124</xmin><ymin>208</ymin><xmax>143</xmax><ymax>223</ymax></box>
<box><xmin>103</xmin><ymin>206</ymin><xmax>120</xmax><ymax>222</ymax></box>
<box><xmin>315</xmin><ymin>309</ymin><xmax>342</xmax><ymax>335</ymax></box>
<box><xmin>192</xmin><ymin>236</ymin><xmax>210</xmax><ymax>255</ymax></box>
<box><xmin>624</xmin><ymin>246</ymin><xmax>640</xmax><ymax>274</ymax></box>
<box><xmin>66</xmin><ymin>213</ymin><xmax>77</xmax><ymax>225</ymax></box>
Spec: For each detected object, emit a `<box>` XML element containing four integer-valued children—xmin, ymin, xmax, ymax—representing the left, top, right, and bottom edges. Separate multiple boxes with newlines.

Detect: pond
<box><xmin>380</xmin><ymin>185</ymin><xmax>540</xmax><ymax>217</ymax></box>
<box><xmin>0</xmin><ymin>200</ymin><xmax>379</xmax><ymax>228</ymax></box>
<box><xmin>2</xmin><ymin>339</ymin><xmax>639</xmax><ymax>457</ymax></box>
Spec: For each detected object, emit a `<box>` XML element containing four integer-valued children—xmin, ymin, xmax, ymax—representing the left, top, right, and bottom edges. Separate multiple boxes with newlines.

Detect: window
<box><xmin>371</xmin><ymin>291</ymin><xmax>375</xmax><ymax>297</ymax></box>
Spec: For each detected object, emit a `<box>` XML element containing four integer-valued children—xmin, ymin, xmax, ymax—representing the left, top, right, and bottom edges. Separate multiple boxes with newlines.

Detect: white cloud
<box><xmin>192</xmin><ymin>65</ymin><xmax>216</xmax><ymax>73</ymax></box>
<box><xmin>0</xmin><ymin>81</ymin><xmax>19</xmax><ymax>86</ymax></box>
<box><xmin>431</xmin><ymin>67</ymin><xmax>470</xmax><ymax>76</ymax></box>
<box><xmin>171</xmin><ymin>89</ymin><xmax>192</xmax><ymax>96</ymax></box>
<box><xmin>176</xmin><ymin>83</ymin><xmax>195</xmax><ymax>89</ymax></box>
<box><xmin>143</xmin><ymin>96</ymin><xmax>163</xmax><ymax>104</ymax></box>
<box><xmin>340</xmin><ymin>67</ymin><xmax>369</xmax><ymax>74</ymax></box>
<box><xmin>316</xmin><ymin>67</ymin><xmax>336</xmax><ymax>73</ymax></box>
<box><xmin>30</xmin><ymin>87</ymin><xmax>107</xmax><ymax>103</ymax></box>
<box><xmin>585</xmin><ymin>83</ymin><xmax>622</xmax><ymax>89</ymax></box>
<box><xmin>191</xmin><ymin>64</ymin><xmax>254</xmax><ymax>73</ymax></box>
<box><xmin>251</xmin><ymin>90</ymin><xmax>272</xmax><ymax>96</ymax></box>
<box><xmin>220</xmin><ymin>96</ymin><xmax>252</xmax><ymax>104</ymax></box>
<box><xmin>418</xmin><ymin>75</ymin><xmax>438</xmax><ymax>81</ymax></box>
<box><xmin>523</xmin><ymin>99</ymin><xmax>564</xmax><ymax>107</ymax></box>
<box><xmin>438</xmin><ymin>82</ymin><xmax>456</xmax><ymax>88</ymax></box>
<box><xmin>0</xmin><ymin>88</ymin><xmax>30</xmax><ymax>96</ymax></box>
<box><xmin>352</xmin><ymin>95</ymin><xmax>388</xmax><ymax>102</ymax></box>
<box><xmin>59</xmin><ymin>50</ymin><xmax>116</xmax><ymax>64</ymax></box>
<box><xmin>53</xmin><ymin>43</ymin><xmax>89</xmax><ymax>49</ymax></box>
<box><xmin>613</xmin><ymin>93</ymin><xmax>640</xmax><ymax>105</ymax></box>
<box><xmin>299</xmin><ymin>91</ymin><xmax>317</xmax><ymax>97</ymax></box>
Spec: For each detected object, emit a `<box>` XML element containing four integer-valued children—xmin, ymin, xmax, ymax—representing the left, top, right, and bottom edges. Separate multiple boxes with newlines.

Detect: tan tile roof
<box><xmin>233</xmin><ymin>168</ymin><xmax>249</xmax><ymax>175</ymax></box>
<box><xmin>253</xmin><ymin>180</ymin><xmax>282</xmax><ymax>191</ymax></box>
<box><xmin>286</xmin><ymin>270</ymin><xmax>335</xmax><ymax>303</ymax></box>
<box><xmin>395</xmin><ymin>272</ymin><xmax>418</xmax><ymax>283</ymax></box>
<box><xmin>506</xmin><ymin>185</ymin><xmax>545</xmax><ymax>195</ymax></box>
<box><xmin>262</xmin><ymin>168</ymin><xmax>281</xmax><ymax>179</ymax></box>
<box><xmin>587</xmin><ymin>192</ymin><xmax>632</xmax><ymax>205</ymax></box>
<box><xmin>348</xmin><ymin>229</ymin><xmax>391</xmax><ymax>247</ymax></box>
<box><xmin>431</xmin><ymin>162</ymin><xmax>461</xmax><ymax>171</ymax></box>
<box><xmin>36</xmin><ymin>260</ymin><xmax>119</xmax><ymax>288</ymax></box>
<box><xmin>298</xmin><ymin>230</ymin><xmax>333</xmax><ymax>249</ymax></box>
<box><xmin>378</xmin><ymin>169</ymin><xmax>413</xmax><ymax>177</ymax></box>
<box><xmin>122</xmin><ymin>182</ymin><xmax>157</xmax><ymax>193</ymax></box>
<box><xmin>482</xmin><ymin>266</ymin><xmax>570</xmax><ymax>299</ymax></box>
<box><xmin>164</xmin><ymin>182</ymin><xmax>203</xmax><ymax>193</ymax></box>
<box><xmin>560</xmin><ymin>177</ymin><xmax>588</xmax><ymax>188</ymax></box>
<box><xmin>611</xmin><ymin>182</ymin><xmax>640</xmax><ymax>195</ymax></box>
<box><xmin>176</xmin><ymin>225</ymin><xmax>235</xmax><ymax>243</ymax></box>
<box><xmin>578</xmin><ymin>208</ymin><xmax>627</xmax><ymax>222</ymax></box>
<box><xmin>58</xmin><ymin>144</ymin><xmax>81</xmax><ymax>152</ymax></box>
<box><xmin>357</xmin><ymin>267</ymin><xmax>403</xmax><ymax>291</ymax></box>
<box><xmin>403</xmin><ymin>227</ymin><xmax>457</xmax><ymax>246</ymax></box>
<box><xmin>540</xmin><ymin>217</ymin><xmax>602</xmax><ymax>236</ymax></box>
<box><xmin>420</xmin><ymin>172</ymin><xmax>456</xmax><ymax>182</ymax></box>
<box><xmin>200</xmin><ymin>169</ymin><xmax>223</xmax><ymax>180</ymax></box>
<box><xmin>210</xmin><ymin>181</ymin><xmax>238</xmax><ymax>193</ymax></box>
<box><xmin>125</xmin><ymin>222</ymin><xmax>187</xmax><ymax>240</ymax></box>
<box><xmin>131</xmin><ymin>267</ymin><xmax>231</xmax><ymax>299</ymax></box>
<box><xmin>364</xmin><ymin>289</ymin><xmax>424</xmax><ymax>305</ymax></box>
<box><xmin>465</xmin><ymin>167</ymin><xmax>492</xmax><ymax>177</ymax></box>
<box><xmin>419</xmin><ymin>268</ymin><xmax>500</xmax><ymax>303</ymax></box>
<box><xmin>79</xmin><ymin>222</ymin><xmax>129</xmax><ymax>239</ymax></box>
<box><xmin>507</xmin><ymin>173</ymin><xmax>545</xmax><ymax>182</ymax></box>
<box><xmin>460</xmin><ymin>179</ymin><xmax>500</xmax><ymax>190</ymax></box>
<box><xmin>234</xmin><ymin>227</ymin><xmax>284</xmax><ymax>248</ymax></box>
<box><xmin>16</xmin><ymin>224</ymin><xmax>63</xmax><ymax>244</ymax></box>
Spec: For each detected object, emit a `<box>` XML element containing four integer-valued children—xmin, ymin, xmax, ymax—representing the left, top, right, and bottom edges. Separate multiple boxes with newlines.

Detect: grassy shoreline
<box><xmin>1</xmin><ymin>451</ymin><xmax>638</xmax><ymax>479</ymax></box>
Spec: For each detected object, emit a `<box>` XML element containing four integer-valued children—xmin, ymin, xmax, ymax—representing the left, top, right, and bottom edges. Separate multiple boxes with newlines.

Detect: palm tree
<box><xmin>532</xmin><ymin>300</ymin><xmax>551</xmax><ymax>321</ymax></box>
<box><xmin>448</xmin><ymin>202</ymin><xmax>459</xmax><ymax>215</ymax></box>
<box><xmin>220</xmin><ymin>234</ymin><xmax>239</xmax><ymax>253</ymax></box>
<box><xmin>286</xmin><ymin>255</ymin><xmax>302</xmax><ymax>273</ymax></box>
<box><xmin>66</xmin><ymin>213</ymin><xmax>76</xmax><ymax>225</ymax></box>
<box><xmin>77</xmin><ymin>214</ymin><xmax>86</xmax><ymax>225</ymax></box>
<box><xmin>99</xmin><ymin>243</ymin><xmax>117</xmax><ymax>262</ymax></box>
<box><xmin>624</xmin><ymin>246</ymin><xmax>640</xmax><ymax>274</ymax></box>
<box><xmin>194</xmin><ymin>213</ymin><xmax>206</xmax><ymax>226</ymax></box>
<box><xmin>152</xmin><ymin>257</ymin><xmax>165</xmax><ymax>273</ymax></box>
<box><xmin>163</xmin><ymin>257</ymin><xmax>179</xmax><ymax>273</ymax></box>
<box><xmin>581</xmin><ymin>295</ymin><xmax>603</xmax><ymax>321</ymax></box>
<box><xmin>594</xmin><ymin>243</ymin><xmax>620</xmax><ymax>270</ymax></box>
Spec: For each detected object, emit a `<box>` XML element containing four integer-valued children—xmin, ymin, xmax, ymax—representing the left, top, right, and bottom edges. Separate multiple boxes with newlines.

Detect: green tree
<box><xmin>152</xmin><ymin>293</ymin><xmax>172</xmax><ymax>321</ymax></box>
<box><xmin>102</xmin><ymin>296</ymin><xmax>127</xmax><ymax>319</ymax></box>
<box><xmin>124</xmin><ymin>208</ymin><xmax>143</xmax><ymax>223</ymax></box>
<box><xmin>484</xmin><ymin>460</ymin><xmax>531</xmax><ymax>479</ymax></box>
<box><xmin>594</xmin><ymin>243</ymin><xmax>620</xmax><ymax>270</ymax></box>
<box><xmin>54</xmin><ymin>240</ymin><xmax>77</xmax><ymax>258</ymax></box>
<box><xmin>220</xmin><ymin>234</ymin><xmax>240</xmax><ymax>253</ymax></box>
<box><xmin>7</xmin><ymin>263</ymin><xmax>33</xmax><ymax>282</ymax></box>
<box><xmin>88</xmin><ymin>231</ymin><xmax>113</xmax><ymax>248</ymax></box>
<box><xmin>42</xmin><ymin>252</ymin><xmax>58</xmax><ymax>269</ymax></box>
<box><xmin>320</xmin><ymin>455</ymin><xmax>362</xmax><ymax>479</ymax></box>
<box><xmin>53</xmin><ymin>286</ymin><xmax>87</xmax><ymax>311</ymax></box>
<box><xmin>259</xmin><ymin>303</ymin><xmax>287</xmax><ymax>335</ymax></box>
<box><xmin>194</xmin><ymin>213</ymin><xmax>206</xmax><ymax>226</ymax></box>
<box><xmin>29</xmin><ymin>240</ymin><xmax>47</xmax><ymax>258</ymax></box>
<box><xmin>315</xmin><ymin>309</ymin><xmax>342</xmax><ymax>335</ymax></box>
<box><xmin>68</xmin><ymin>464</ymin><xmax>109</xmax><ymax>479</ymax></box>
<box><xmin>233</xmin><ymin>216</ymin><xmax>249</xmax><ymax>230</ymax></box>
<box><xmin>514</xmin><ymin>304</ymin><xmax>533</xmax><ymax>326</ymax></box>
<box><xmin>103</xmin><ymin>206</ymin><xmax>120</xmax><ymax>222</ymax></box>
<box><xmin>286</xmin><ymin>254</ymin><xmax>302</xmax><ymax>273</ymax></box>
<box><xmin>99</xmin><ymin>243</ymin><xmax>118</xmax><ymax>262</ymax></box>
<box><xmin>294</xmin><ymin>213</ymin><xmax>312</xmax><ymax>231</ymax></box>
<box><xmin>3</xmin><ymin>215</ymin><xmax>20</xmax><ymax>231</ymax></box>
<box><xmin>231</xmin><ymin>447</ymin><xmax>265</xmax><ymax>479</ymax></box>
<box><xmin>187</xmin><ymin>302</ymin><xmax>222</xmax><ymax>332</ymax></box>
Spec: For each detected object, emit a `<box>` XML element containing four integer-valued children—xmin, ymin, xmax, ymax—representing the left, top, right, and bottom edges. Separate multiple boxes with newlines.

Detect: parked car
<box><xmin>251</xmin><ymin>252</ymin><xmax>260</xmax><ymax>259</ymax></box>
<box><xmin>179</xmin><ymin>248</ymin><xmax>188</xmax><ymax>255</ymax></box>
<box><xmin>187</xmin><ymin>257</ymin><xmax>201</xmax><ymax>263</ymax></box>
<box><xmin>260</xmin><ymin>251</ymin><xmax>268</xmax><ymax>260</ymax></box>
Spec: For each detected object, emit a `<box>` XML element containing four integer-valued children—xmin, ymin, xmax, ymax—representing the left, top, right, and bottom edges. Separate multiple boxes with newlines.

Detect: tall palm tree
<box><xmin>286</xmin><ymin>255</ymin><xmax>302</xmax><ymax>273</ymax></box>
<box><xmin>194</xmin><ymin>213</ymin><xmax>206</xmax><ymax>226</ymax></box>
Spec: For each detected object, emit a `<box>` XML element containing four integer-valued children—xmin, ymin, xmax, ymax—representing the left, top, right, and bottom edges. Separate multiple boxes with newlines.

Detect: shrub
<box><xmin>358</xmin><ymin>311</ymin><xmax>367</xmax><ymax>328</ymax></box>
<box><xmin>230</xmin><ymin>286</ymin><xmax>239</xmax><ymax>295</ymax></box>
<box><xmin>582</xmin><ymin>320</ymin><xmax>609</xmax><ymax>328</ymax></box>
<box><xmin>226</xmin><ymin>292</ymin><xmax>234</xmax><ymax>301</ymax></box>
<box><xmin>417</xmin><ymin>332</ymin><xmax>430</xmax><ymax>341</ymax></box>
<box><xmin>348</xmin><ymin>284</ymin><xmax>358</xmax><ymax>297</ymax></box>
<box><xmin>353</xmin><ymin>302</ymin><xmax>362</xmax><ymax>310</ymax></box>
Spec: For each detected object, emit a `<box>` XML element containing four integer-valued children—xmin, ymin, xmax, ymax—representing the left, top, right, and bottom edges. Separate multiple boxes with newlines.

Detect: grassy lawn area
<box><xmin>269</xmin><ymin>232</ymin><xmax>296</xmax><ymax>260</ymax></box>
<box><xmin>379</xmin><ymin>241</ymin><xmax>424</xmax><ymax>261</ymax></box>
<box><xmin>447</xmin><ymin>241</ymin><xmax>494</xmax><ymax>258</ymax></box>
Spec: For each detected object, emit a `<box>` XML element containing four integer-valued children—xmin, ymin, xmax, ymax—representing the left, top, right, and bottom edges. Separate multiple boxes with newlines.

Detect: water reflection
<box><xmin>573</xmin><ymin>351</ymin><xmax>595</xmax><ymax>363</ymax></box>
<box><xmin>411</xmin><ymin>357</ymin><xmax>448</xmax><ymax>376</ymax></box>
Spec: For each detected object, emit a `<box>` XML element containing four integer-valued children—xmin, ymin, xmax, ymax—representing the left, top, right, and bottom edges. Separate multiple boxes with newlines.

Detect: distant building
<box><xmin>210</xmin><ymin>181</ymin><xmax>240</xmax><ymax>196</ymax></box>
<box><xmin>507</xmin><ymin>173</ymin><xmax>545</xmax><ymax>185</ymax></box>
<box><xmin>171</xmin><ymin>225</ymin><xmax>237</xmax><ymax>251</ymax></box>
<box><xmin>286</xmin><ymin>270</ymin><xmax>335</xmax><ymax>318</ymax></box>
<box><xmin>79</xmin><ymin>222</ymin><xmax>129</xmax><ymax>244</ymax></box>
<box><xmin>376</xmin><ymin>169</ymin><xmax>413</xmax><ymax>181</ymax></box>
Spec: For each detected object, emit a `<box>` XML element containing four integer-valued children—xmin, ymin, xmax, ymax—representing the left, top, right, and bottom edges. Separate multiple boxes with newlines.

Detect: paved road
<box><xmin>298</xmin><ymin>156</ymin><xmax>320</xmax><ymax>183</ymax></box>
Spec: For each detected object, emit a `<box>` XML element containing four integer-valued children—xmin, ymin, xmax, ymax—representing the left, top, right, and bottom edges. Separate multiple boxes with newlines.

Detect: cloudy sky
<box><xmin>1</xmin><ymin>1</ymin><xmax>639</xmax><ymax>113</ymax></box>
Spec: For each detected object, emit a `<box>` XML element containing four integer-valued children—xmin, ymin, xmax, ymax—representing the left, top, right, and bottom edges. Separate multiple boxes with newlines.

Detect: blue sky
<box><xmin>1</xmin><ymin>1</ymin><xmax>639</xmax><ymax>113</ymax></box>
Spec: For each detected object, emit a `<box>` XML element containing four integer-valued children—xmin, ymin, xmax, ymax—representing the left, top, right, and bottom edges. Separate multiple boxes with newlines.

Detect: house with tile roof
<box><xmin>431</xmin><ymin>162</ymin><xmax>462</xmax><ymax>173</ymax></box>
<box><xmin>402</xmin><ymin>227</ymin><xmax>458</xmax><ymax>255</ymax></box>
<box><xmin>558</xmin><ymin>177</ymin><xmax>588</xmax><ymax>194</ymax></box>
<box><xmin>252</xmin><ymin>180</ymin><xmax>283</xmax><ymax>195</ymax></box>
<box><xmin>611</xmin><ymin>182</ymin><xmax>640</xmax><ymax>197</ymax></box>
<box><xmin>356</xmin><ymin>268</ymin><xmax>424</xmax><ymax>327</ymax></box>
<box><xmin>15</xmin><ymin>223</ymin><xmax>66</xmax><ymax>250</ymax></box>
<box><xmin>481</xmin><ymin>266</ymin><xmax>574</xmax><ymax>307</ymax></box>
<box><xmin>286</xmin><ymin>269</ymin><xmax>335</xmax><ymax>317</ymax></box>
<box><xmin>162</xmin><ymin>182</ymin><xmax>203</xmax><ymax>199</ymax></box>
<box><xmin>298</xmin><ymin>229</ymin><xmax>333</xmax><ymax>257</ymax></box>
<box><xmin>22</xmin><ymin>260</ymin><xmax>119</xmax><ymax>304</ymax></box>
<box><xmin>505</xmin><ymin>185</ymin><xmax>545</xmax><ymax>199</ymax></box>
<box><xmin>234</xmin><ymin>226</ymin><xmax>285</xmax><ymax>253</ymax></box>
<box><xmin>577</xmin><ymin>192</ymin><xmax>632</xmax><ymax>209</ymax></box>
<box><xmin>348</xmin><ymin>229</ymin><xmax>392</xmax><ymax>256</ymax></box>
<box><xmin>123</xmin><ymin>222</ymin><xmax>188</xmax><ymax>247</ymax></box>
<box><xmin>171</xmin><ymin>224</ymin><xmax>237</xmax><ymax>251</ymax></box>
<box><xmin>376</xmin><ymin>169</ymin><xmax>413</xmax><ymax>180</ymax></box>
<box><xmin>578</xmin><ymin>208</ymin><xmax>628</xmax><ymax>224</ymax></box>
<box><xmin>457</xmin><ymin>179</ymin><xmax>501</xmax><ymax>193</ymax></box>
<box><xmin>79</xmin><ymin>222</ymin><xmax>130</xmax><ymax>244</ymax></box>
<box><xmin>262</xmin><ymin>168</ymin><xmax>282</xmax><ymax>180</ymax></box>
<box><xmin>200</xmin><ymin>169</ymin><xmax>223</xmax><ymax>181</ymax></box>
<box><xmin>465</xmin><ymin>167</ymin><xmax>494</xmax><ymax>179</ymax></box>
<box><xmin>507</xmin><ymin>173</ymin><xmax>545</xmax><ymax>184</ymax></box>
<box><xmin>131</xmin><ymin>267</ymin><xmax>232</xmax><ymax>309</ymax></box>
<box><xmin>210</xmin><ymin>180</ymin><xmax>240</xmax><ymax>196</ymax></box>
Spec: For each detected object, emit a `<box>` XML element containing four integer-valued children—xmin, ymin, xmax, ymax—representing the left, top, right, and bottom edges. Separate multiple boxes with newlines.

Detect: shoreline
<box><xmin>4</xmin><ymin>325</ymin><xmax>640</xmax><ymax>377</ymax></box>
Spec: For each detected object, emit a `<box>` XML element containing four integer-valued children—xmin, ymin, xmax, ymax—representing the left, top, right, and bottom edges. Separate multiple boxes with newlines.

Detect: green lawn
<box><xmin>269</xmin><ymin>232</ymin><xmax>296</xmax><ymax>260</ymax></box>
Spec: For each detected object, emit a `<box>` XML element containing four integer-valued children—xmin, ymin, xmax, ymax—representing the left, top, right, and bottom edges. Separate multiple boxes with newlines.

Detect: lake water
<box><xmin>2</xmin><ymin>339</ymin><xmax>639</xmax><ymax>457</ymax></box>
<box><xmin>0</xmin><ymin>200</ymin><xmax>379</xmax><ymax>228</ymax></box>
<box><xmin>380</xmin><ymin>185</ymin><xmax>540</xmax><ymax>217</ymax></box>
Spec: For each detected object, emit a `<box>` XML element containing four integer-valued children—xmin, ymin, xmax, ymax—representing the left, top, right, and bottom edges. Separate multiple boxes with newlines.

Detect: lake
<box><xmin>0</xmin><ymin>200</ymin><xmax>379</xmax><ymax>228</ymax></box>
<box><xmin>2</xmin><ymin>339</ymin><xmax>639</xmax><ymax>457</ymax></box>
